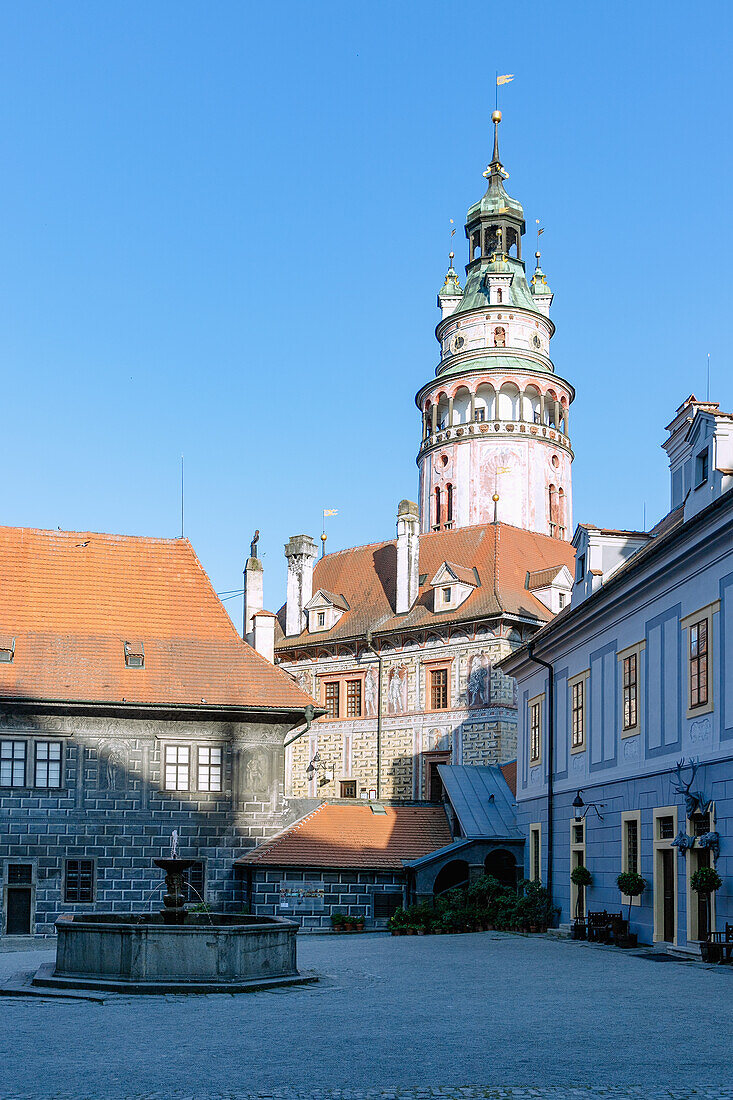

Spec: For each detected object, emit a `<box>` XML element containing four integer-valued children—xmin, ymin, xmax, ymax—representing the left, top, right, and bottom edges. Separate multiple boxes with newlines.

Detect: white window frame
<box><xmin>528</xmin><ymin>693</ymin><xmax>544</xmax><ymax>765</ymax></box>
<box><xmin>164</xmin><ymin>744</ymin><xmax>190</xmax><ymax>792</ymax></box>
<box><xmin>34</xmin><ymin>741</ymin><xmax>62</xmax><ymax>789</ymax></box>
<box><xmin>197</xmin><ymin>745</ymin><xmax>222</xmax><ymax>793</ymax></box>
<box><xmin>0</xmin><ymin>740</ymin><xmax>26</xmax><ymax>788</ymax></box>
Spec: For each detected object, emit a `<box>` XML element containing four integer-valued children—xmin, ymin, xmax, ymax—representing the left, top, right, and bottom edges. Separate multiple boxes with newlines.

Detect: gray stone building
<box><xmin>0</xmin><ymin>526</ymin><xmax>315</xmax><ymax>936</ymax></box>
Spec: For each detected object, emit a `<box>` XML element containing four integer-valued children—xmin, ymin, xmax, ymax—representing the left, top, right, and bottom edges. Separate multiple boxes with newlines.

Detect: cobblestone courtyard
<box><xmin>1</xmin><ymin>932</ymin><xmax>731</xmax><ymax>1100</ymax></box>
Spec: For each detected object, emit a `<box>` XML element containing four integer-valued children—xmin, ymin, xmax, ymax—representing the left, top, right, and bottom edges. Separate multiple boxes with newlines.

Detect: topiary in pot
<box><xmin>570</xmin><ymin>865</ymin><xmax>593</xmax><ymax>922</ymax></box>
<box><xmin>691</xmin><ymin>866</ymin><xmax>723</xmax><ymax>946</ymax></box>
<box><xmin>330</xmin><ymin>911</ymin><xmax>345</xmax><ymax>931</ymax></box>
<box><xmin>616</xmin><ymin>871</ymin><xmax>646</xmax><ymax>925</ymax></box>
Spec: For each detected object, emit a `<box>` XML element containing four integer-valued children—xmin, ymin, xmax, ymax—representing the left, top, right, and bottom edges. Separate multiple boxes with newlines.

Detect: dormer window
<box><xmin>305</xmin><ymin>590</ymin><xmax>349</xmax><ymax>633</ymax></box>
<box><xmin>442</xmin><ymin>587</ymin><xmax>452</xmax><ymax>604</ymax></box>
<box><xmin>317</xmin><ymin>612</ymin><xmax>326</xmax><ymax>627</ymax></box>
<box><xmin>575</xmin><ymin>554</ymin><xmax>586</xmax><ymax>583</ymax></box>
<box><xmin>430</xmin><ymin>562</ymin><xmax>477</xmax><ymax>611</ymax></box>
<box><xmin>0</xmin><ymin>635</ymin><xmax>15</xmax><ymax>663</ymax></box>
<box><xmin>124</xmin><ymin>642</ymin><xmax>144</xmax><ymax>664</ymax></box>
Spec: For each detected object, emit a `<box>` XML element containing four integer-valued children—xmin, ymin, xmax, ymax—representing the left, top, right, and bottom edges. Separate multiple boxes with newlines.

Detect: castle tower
<box><xmin>416</xmin><ymin>112</ymin><xmax>574</xmax><ymax>538</ymax></box>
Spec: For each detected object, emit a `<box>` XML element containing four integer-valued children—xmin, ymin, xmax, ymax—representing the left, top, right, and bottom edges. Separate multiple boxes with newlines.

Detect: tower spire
<box><xmin>484</xmin><ymin>110</ymin><xmax>506</xmax><ymax>181</ymax></box>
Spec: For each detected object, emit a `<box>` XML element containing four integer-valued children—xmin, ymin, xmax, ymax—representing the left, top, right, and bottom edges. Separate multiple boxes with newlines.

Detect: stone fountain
<box><xmin>30</xmin><ymin>833</ymin><xmax>314</xmax><ymax>995</ymax></box>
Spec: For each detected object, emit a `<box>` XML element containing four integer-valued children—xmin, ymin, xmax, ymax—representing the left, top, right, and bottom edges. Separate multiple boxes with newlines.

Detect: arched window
<box><xmin>494</xmin><ymin>326</ymin><xmax>506</xmax><ymax>348</ymax></box>
<box><xmin>496</xmin><ymin>288</ymin><xmax>503</xmax><ymax>304</ymax></box>
<box><xmin>446</xmin><ymin>484</ymin><xmax>453</xmax><ymax>524</ymax></box>
<box><xmin>435</xmin><ymin>487</ymin><xmax>441</xmax><ymax>529</ymax></box>
<box><xmin>548</xmin><ymin>484</ymin><xmax>557</xmax><ymax>537</ymax></box>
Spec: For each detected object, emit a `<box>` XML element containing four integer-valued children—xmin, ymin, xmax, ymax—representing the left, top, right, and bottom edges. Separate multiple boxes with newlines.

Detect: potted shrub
<box><xmin>388</xmin><ymin>908</ymin><xmax>408</xmax><ymax>935</ymax></box>
<box><xmin>570</xmin><ymin>865</ymin><xmax>592</xmax><ymax>939</ymax></box>
<box><xmin>330</xmin><ymin>911</ymin><xmax>345</xmax><ymax>932</ymax></box>
<box><xmin>615</xmin><ymin>871</ymin><xmax>646</xmax><ymax>947</ymax></box>
<box><xmin>355</xmin><ymin>916</ymin><xmax>365</xmax><ymax>932</ymax></box>
<box><xmin>691</xmin><ymin>866</ymin><xmax>723</xmax><ymax>961</ymax></box>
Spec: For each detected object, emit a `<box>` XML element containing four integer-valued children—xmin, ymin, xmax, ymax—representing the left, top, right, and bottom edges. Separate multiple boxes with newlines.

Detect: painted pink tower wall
<box><xmin>416</xmin><ymin>112</ymin><xmax>575</xmax><ymax>539</ymax></box>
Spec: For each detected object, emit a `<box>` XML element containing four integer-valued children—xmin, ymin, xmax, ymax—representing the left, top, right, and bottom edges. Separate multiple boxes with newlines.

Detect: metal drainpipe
<box><xmin>527</xmin><ymin>643</ymin><xmax>554</xmax><ymax>902</ymax></box>
<box><xmin>365</xmin><ymin>631</ymin><xmax>383</xmax><ymax>800</ymax></box>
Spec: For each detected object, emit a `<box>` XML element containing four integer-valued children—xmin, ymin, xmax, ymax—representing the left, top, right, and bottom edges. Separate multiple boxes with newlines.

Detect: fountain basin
<box><xmin>33</xmin><ymin>912</ymin><xmax>314</xmax><ymax>995</ymax></box>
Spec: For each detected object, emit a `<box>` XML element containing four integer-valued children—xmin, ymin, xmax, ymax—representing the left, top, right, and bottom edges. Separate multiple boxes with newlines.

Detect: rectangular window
<box><xmin>346</xmin><ymin>679</ymin><xmax>362</xmax><ymax>718</ymax></box>
<box><xmin>658</xmin><ymin>815</ymin><xmax>675</xmax><ymax>841</ymax></box>
<box><xmin>571</xmin><ymin>680</ymin><xmax>584</xmax><ymax>748</ymax></box>
<box><xmin>696</xmin><ymin>448</ymin><xmax>709</xmax><ymax>487</ymax></box>
<box><xmin>624</xmin><ymin>818</ymin><xmax>638</xmax><ymax>875</ymax></box>
<box><xmin>529</xmin><ymin>824</ymin><xmax>541</xmax><ymax>883</ymax></box>
<box><xmin>197</xmin><ymin>745</ymin><xmax>222</xmax><ymax>792</ymax></box>
<box><xmin>324</xmin><ymin>682</ymin><xmax>340</xmax><ymax>719</ymax></box>
<box><xmin>340</xmin><ymin>779</ymin><xmax>357</xmax><ymax>798</ymax></box>
<box><xmin>0</xmin><ymin>740</ymin><xmax>26</xmax><ymax>787</ymax></box>
<box><xmin>689</xmin><ymin>619</ymin><xmax>708</xmax><ymax>708</ymax></box>
<box><xmin>430</xmin><ymin>668</ymin><xmax>449</xmax><ymax>710</ymax></box>
<box><xmin>442</xmin><ymin>587</ymin><xmax>451</xmax><ymax>604</ymax></box>
<box><xmin>474</xmin><ymin>408</ymin><xmax>485</xmax><ymax>423</ymax></box>
<box><xmin>183</xmin><ymin>861</ymin><xmax>205</xmax><ymax>904</ymax></box>
<box><xmin>34</xmin><ymin>742</ymin><xmax>62</xmax><ymax>788</ymax></box>
<box><xmin>575</xmin><ymin>554</ymin><xmax>585</xmax><ymax>583</ymax></box>
<box><xmin>165</xmin><ymin>745</ymin><xmax>190</xmax><ymax>791</ymax></box>
<box><xmin>317</xmin><ymin>611</ymin><xmax>325</xmax><ymax>627</ymax></box>
<box><xmin>623</xmin><ymin>653</ymin><xmax>638</xmax><ymax>730</ymax></box>
<box><xmin>558</xmin><ymin>593</ymin><xmax>566</xmax><ymax>609</ymax></box>
<box><xmin>64</xmin><ymin>859</ymin><xmax>94</xmax><ymax>903</ymax></box>
<box><xmin>373</xmin><ymin>891</ymin><xmax>404</xmax><ymax>919</ymax></box>
<box><xmin>530</xmin><ymin>701</ymin><xmax>541</xmax><ymax>762</ymax></box>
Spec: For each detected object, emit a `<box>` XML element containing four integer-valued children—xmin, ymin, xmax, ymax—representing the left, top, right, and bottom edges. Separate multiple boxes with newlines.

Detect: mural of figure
<box><xmin>365</xmin><ymin>666</ymin><xmax>378</xmax><ymax>716</ymax></box>
<box><xmin>467</xmin><ymin>654</ymin><xmax>490</xmax><ymax>707</ymax></box>
<box><xmin>296</xmin><ymin>670</ymin><xmax>312</xmax><ymax>694</ymax></box>
<box><xmin>100</xmin><ymin>742</ymin><xmax>125</xmax><ymax>791</ymax></box>
<box><xmin>244</xmin><ymin>752</ymin><xmax>268</xmax><ymax>794</ymax></box>
<box><xmin>388</xmin><ymin>665</ymin><xmax>408</xmax><ymax>715</ymax></box>
<box><xmin>494</xmin><ymin>326</ymin><xmax>506</xmax><ymax>348</ymax></box>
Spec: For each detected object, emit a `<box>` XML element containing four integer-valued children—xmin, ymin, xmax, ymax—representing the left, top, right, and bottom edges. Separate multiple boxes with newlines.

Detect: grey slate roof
<box><xmin>437</xmin><ymin>764</ymin><xmax>521</xmax><ymax>840</ymax></box>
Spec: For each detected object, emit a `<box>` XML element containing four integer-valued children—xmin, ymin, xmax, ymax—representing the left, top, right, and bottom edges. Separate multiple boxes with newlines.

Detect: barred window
<box><xmin>623</xmin><ymin>653</ymin><xmax>638</xmax><ymax>730</ymax></box>
<box><xmin>0</xmin><ymin>740</ymin><xmax>25</xmax><ymax>787</ymax></box>
<box><xmin>689</xmin><ymin>619</ymin><xmax>708</xmax><ymax>708</ymax></box>
<box><xmin>346</xmin><ymin>679</ymin><xmax>362</xmax><ymax>718</ymax></box>
<box><xmin>165</xmin><ymin>745</ymin><xmax>189</xmax><ymax>791</ymax></box>
<box><xmin>530</xmin><ymin>826</ymin><xmax>541</xmax><ymax>883</ymax></box>
<box><xmin>34</xmin><ymin>741</ymin><xmax>62</xmax><ymax>788</ymax></box>
<box><xmin>624</xmin><ymin>819</ymin><xmax>638</xmax><ymax>876</ymax></box>
<box><xmin>530</xmin><ymin>701</ymin><xmax>541</xmax><ymax>762</ymax></box>
<box><xmin>197</xmin><ymin>746</ymin><xmax>222</xmax><ymax>792</ymax></box>
<box><xmin>430</xmin><ymin>668</ymin><xmax>449</xmax><ymax>710</ymax></box>
<box><xmin>324</xmin><ymin>682</ymin><xmax>340</xmax><ymax>719</ymax></box>
<box><xmin>65</xmin><ymin>859</ymin><xmax>94</xmax><ymax>903</ymax></box>
<box><xmin>571</xmin><ymin>680</ymin><xmax>584</xmax><ymax>747</ymax></box>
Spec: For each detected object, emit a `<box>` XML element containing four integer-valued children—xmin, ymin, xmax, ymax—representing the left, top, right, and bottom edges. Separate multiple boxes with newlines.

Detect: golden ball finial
<box><xmin>321</xmin><ymin>532</ymin><xmax>327</xmax><ymax>543</ymax></box>
<box><xmin>535</xmin><ymin>250</ymin><xmax>541</xmax><ymax>259</ymax></box>
<box><xmin>492</xmin><ymin>492</ymin><xmax>500</xmax><ymax>502</ymax></box>
<box><xmin>449</xmin><ymin>250</ymin><xmax>454</xmax><ymax>260</ymax></box>
<box><xmin>492</xmin><ymin>110</ymin><xmax>502</xmax><ymax>124</ymax></box>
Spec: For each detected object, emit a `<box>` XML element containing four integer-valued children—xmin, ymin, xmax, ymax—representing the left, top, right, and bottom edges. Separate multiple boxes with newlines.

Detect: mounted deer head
<box><xmin>671</xmin><ymin>757</ymin><xmax>712</xmax><ymax>817</ymax></box>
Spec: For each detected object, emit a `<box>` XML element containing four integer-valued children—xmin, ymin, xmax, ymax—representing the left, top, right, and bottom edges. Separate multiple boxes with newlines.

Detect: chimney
<box><xmin>252</xmin><ymin>609</ymin><xmax>276</xmax><ymax>663</ymax></box>
<box><xmin>284</xmin><ymin>534</ymin><xmax>318</xmax><ymax>636</ymax></box>
<box><xmin>243</xmin><ymin>555</ymin><xmax>264</xmax><ymax>644</ymax></box>
<box><xmin>396</xmin><ymin>499</ymin><xmax>420</xmax><ymax>614</ymax></box>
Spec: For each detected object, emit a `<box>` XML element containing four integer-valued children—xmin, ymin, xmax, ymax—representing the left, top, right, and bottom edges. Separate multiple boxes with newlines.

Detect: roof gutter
<box><xmin>527</xmin><ymin>642</ymin><xmax>554</xmax><ymax>905</ymax></box>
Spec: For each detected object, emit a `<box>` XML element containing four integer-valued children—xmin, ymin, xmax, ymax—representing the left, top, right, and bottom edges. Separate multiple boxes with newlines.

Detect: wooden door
<box><xmin>661</xmin><ymin>849</ymin><xmax>675</xmax><ymax>942</ymax></box>
<box><xmin>6</xmin><ymin>887</ymin><xmax>32</xmax><ymax>935</ymax></box>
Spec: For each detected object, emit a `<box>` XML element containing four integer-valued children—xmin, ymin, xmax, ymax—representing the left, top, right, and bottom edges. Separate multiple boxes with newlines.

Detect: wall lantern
<box><xmin>572</xmin><ymin>789</ymin><xmax>605</xmax><ymax>822</ymax></box>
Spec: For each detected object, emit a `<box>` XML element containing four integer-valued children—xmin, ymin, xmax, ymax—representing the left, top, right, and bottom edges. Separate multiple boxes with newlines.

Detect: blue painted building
<box><xmin>500</xmin><ymin>396</ymin><xmax>733</xmax><ymax>951</ymax></box>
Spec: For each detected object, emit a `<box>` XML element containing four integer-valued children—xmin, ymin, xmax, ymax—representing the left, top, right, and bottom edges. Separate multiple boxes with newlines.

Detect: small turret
<box><xmin>530</xmin><ymin>250</ymin><xmax>553</xmax><ymax>317</ymax></box>
<box><xmin>437</xmin><ymin>251</ymin><xmax>462</xmax><ymax>318</ymax></box>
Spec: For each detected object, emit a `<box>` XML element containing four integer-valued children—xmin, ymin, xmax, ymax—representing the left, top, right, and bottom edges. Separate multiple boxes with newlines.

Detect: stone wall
<box><xmin>282</xmin><ymin>630</ymin><xmax>520</xmax><ymax>800</ymax></box>
<box><xmin>248</xmin><ymin>867</ymin><xmax>405</xmax><ymax>929</ymax></box>
<box><xmin>0</xmin><ymin>708</ymin><xmax>303</xmax><ymax>935</ymax></box>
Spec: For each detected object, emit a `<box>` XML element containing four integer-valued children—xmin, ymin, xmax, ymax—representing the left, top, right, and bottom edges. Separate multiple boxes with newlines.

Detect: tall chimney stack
<box><xmin>243</xmin><ymin>556</ymin><xmax>264</xmax><ymax>645</ymax></box>
<box><xmin>396</xmin><ymin>499</ymin><xmax>420</xmax><ymax>614</ymax></box>
<box><xmin>284</xmin><ymin>534</ymin><xmax>318</xmax><ymax>636</ymax></box>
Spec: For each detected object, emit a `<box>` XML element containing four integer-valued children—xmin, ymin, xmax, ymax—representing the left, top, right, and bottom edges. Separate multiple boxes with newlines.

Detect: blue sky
<box><xmin>1</xmin><ymin>1</ymin><xmax>731</xmax><ymax>617</ymax></box>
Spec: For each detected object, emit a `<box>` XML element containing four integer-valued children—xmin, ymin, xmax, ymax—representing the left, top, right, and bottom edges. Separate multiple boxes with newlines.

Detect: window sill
<box><xmin>570</xmin><ymin>742</ymin><xmax>586</xmax><ymax>755</ymax></box>
<box><xmin>686</xmin><ymin>702</ymin><xmax>713</xmax><ymax>720</ymax></box>
<box><xmin>620</xmin><ymin>726</ymin><xmax>641</xmax><ymax>739</ymax></box>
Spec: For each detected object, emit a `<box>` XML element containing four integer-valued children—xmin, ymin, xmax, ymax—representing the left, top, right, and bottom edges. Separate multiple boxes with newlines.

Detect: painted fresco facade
<box><xmin>502</xmin><ymin>397</ymin><xmax>733</xmax><ymax>950</ymax></box>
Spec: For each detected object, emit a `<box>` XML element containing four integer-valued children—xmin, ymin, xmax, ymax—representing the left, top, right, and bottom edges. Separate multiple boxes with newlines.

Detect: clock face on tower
<box><xmin>450</xmin><ymin>334</ymin><xmax>465</xmax><ymax>353</ymax></box>
<box><xmin>531</xmin><ymin>333</ymin><xmax>542</xmax><ymax>349</ymax></box>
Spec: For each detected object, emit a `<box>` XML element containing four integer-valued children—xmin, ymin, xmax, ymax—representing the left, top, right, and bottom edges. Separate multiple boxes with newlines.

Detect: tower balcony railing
<box><xmin>420</xmin><ymin>418</ymin><xmax>571</xmax><ymax>454</ymax></box>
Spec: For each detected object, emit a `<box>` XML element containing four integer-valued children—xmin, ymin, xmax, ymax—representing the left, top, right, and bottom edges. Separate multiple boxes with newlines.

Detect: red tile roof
<box><xmin>276</xmin><ymin>522</ymin><xmax>575</xmax><ymax>648</ymax></box>
<box><xmin>0</xmin><ymin>526</ymin><xmax>313</xmax><ymax>711</ymax></box>
<box><xmin>500</xmin><ymin>759</ymin><xmax>517</xmax><ymax>796</ymax></box>
<box><xmin>236</xmin><ymin>801</ymin><xmax>453</xmax><ymax>869</ymax></box>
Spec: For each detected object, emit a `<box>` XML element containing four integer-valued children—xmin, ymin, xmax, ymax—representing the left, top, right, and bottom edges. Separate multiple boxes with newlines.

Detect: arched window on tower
<box><xmin>496</xmin><ymin>288</ymin><xmax>503</xmax><ymax>304</ymax></box>
<box><xmin>434</xmin><ymin>487</ymin><xmax>441</xmax><ymax>531</ymax></box>
<box><xmin>548</xmin><ymin>484</ymin><xmax>557</xmax><ymax>538</ymax></box>
<box><xmin>446</xmin><ymin>484</ymin><xmax>453</xmax><ymax>526</ymax></box>
<box><xmin>494</xmin><ymin>326</ymin><xmax>506</xmax><ymax>348</ymax></box>
<box><xmin>557</xmin><ymin>488</ymin><xmax>565</xmax><ymax>539</ymax></box>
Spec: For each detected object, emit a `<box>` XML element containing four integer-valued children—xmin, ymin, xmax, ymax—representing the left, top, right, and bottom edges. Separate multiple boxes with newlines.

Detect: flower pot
<box><xmin>356</xmin><ymin>922</ymin><xmax>365</xmax><ymax>932</ymax></box>
<box><xmin>616</xmin><ymin>933</ymin><xmax>637</xmax><ymax>949</ymax></box>
<box><xmin>344</xmin><ymin>922</ymin><xmax>355</xmax><ymax>932</ymax></box>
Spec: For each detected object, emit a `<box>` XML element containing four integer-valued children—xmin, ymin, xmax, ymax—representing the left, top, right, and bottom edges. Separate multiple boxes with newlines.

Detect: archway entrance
<box><xmin>484</xmin><ymin>849</ymin><xmax>518</xmax><ymax>891</ymax></box>
<box><xmin>432</xmin><ymin>860</ymin><xmax>469</xmax><ymax>900</ymax></box>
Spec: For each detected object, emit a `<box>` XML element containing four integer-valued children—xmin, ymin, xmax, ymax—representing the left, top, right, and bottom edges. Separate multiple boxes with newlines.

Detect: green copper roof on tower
<box><xmin>438</xmin><ymin>252</ymin><xmax>462</xmax><ymax>300</ymax></box>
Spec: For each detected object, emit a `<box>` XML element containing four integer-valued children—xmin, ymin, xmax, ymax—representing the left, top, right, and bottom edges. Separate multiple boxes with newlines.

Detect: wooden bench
<box><xmin>586</xmin><ymin>911</ymin><xmax>627</xmax><ymax>944</ymax></box>
<box><xmin>705</xmin><ymin>922</ymin><xmax>733</xmax><ymax>963</ymax></box>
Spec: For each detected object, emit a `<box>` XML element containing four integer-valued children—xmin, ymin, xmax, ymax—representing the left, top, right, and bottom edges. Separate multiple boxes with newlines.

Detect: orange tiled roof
<box><xmin>500</xmin><ymin>759</ymin><xmax>517</xmax><ymax>796</ymax></box>
<box><xmin>0</xmin><ymin>526</ymin><xmax>313</xmax><ymax>711</ymax></box>
<box><xmin>276</xmin><ymin>522</ymin><xmax>575</xmax><ymax>648</ymax></box>
<box><xmin>236</xmin><ymin>801</ymin><xmax>453</xmax><ymax>869</ymax></box>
